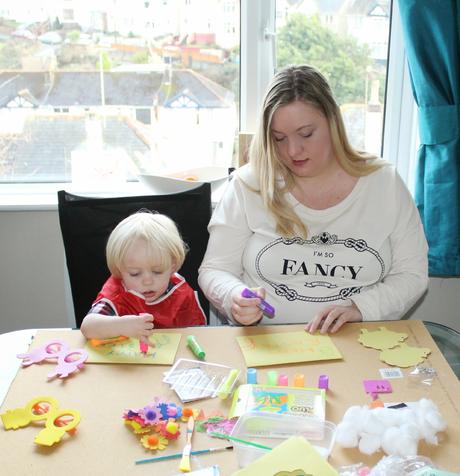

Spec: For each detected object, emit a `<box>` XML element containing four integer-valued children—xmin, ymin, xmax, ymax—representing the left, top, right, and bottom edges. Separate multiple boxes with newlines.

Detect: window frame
<box><xmin>0</xmin><ymin>0</ymin><xmax>417</xmax><ymax>208</ymax></box>
<box><xmin>241</xmin><ymin>1</ymin><xmax>418</xmax><ymax>185</ymax></box>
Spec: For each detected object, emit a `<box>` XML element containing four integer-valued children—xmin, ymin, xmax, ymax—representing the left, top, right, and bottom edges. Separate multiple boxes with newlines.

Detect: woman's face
<box><xmin>271</xmin><ymin>100</ymin><xmax>337</xmax><ymax>180</ymax></box>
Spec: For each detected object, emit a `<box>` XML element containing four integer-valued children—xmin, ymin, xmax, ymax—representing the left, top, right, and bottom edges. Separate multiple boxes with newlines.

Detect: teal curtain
<box><xmin>398</xmin><ymin>0</ymin><xmax>460</xmax><ymax>275</ymax></box>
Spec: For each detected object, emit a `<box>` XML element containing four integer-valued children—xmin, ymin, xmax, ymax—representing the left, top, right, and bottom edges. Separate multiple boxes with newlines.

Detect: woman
<box><xmin>198</xmin><ymin>65</ymin><xmax>428</xmax><ymax>333</ymax></box>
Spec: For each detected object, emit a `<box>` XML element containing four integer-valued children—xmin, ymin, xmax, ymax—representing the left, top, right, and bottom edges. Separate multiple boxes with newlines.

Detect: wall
<box><xmin>0</xmin><ymin>209</ymin><xmax>459</xmax><ymax>334</ymax></box>
<box><xmin>0</xmin><ymin>210</ymin><xmax>74</xmax><ymax>333</ymax></box>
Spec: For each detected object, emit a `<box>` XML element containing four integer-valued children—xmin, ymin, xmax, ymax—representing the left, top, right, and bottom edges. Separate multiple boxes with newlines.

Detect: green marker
<box><xmin>186</xmin><ymin>335</ymin><xmax>205</xmax><ymax>360</ymax></box>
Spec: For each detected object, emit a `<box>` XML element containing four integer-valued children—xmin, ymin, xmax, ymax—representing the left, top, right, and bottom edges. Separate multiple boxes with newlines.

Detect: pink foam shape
<box><xmin>17</xmin><ymin>340</ymin><xmax>69</xmax><ymax>366</ymax></box>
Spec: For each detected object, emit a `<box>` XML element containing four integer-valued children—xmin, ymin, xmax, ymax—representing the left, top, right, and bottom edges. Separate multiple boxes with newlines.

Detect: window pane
<box><xmin>275</xmin><ymin>0</ymin><xmax>391</xmax><ymax>156</ymax></box>
<box><xmin>0</xmin><ymin>1</ymin><xmax>239</xmax><ymax>185</ymax></box>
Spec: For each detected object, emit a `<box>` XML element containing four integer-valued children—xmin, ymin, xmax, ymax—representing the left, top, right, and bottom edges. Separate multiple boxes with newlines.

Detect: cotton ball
<box><xmin>362</xmin><ymin>410</ymin><xmax>386</xmax><ymax>436</ymax></box>
<box><xmin>344</xmin><ymin>405</ymin><xmax>369</xmax><ymax>434</ymax></box>
<box><xmin>400</xmin><ymin>422</ymin><xmax>420</xmax><ymax>441</ymax></box>
<box><xmin>336</xmin><ymin>421</ymin><xmax>359</xmax><ymax>448</ymax></box>
<box><xmin>419</xmin><ymin>422</ymin><xmax>439</xmax><ymax>445</ymax></box>
<box><xmin>373</xmin><ymin>407</ymin><xmax>401</xmax><ymax>428</ymax></box>
<box><xmin>381</xmin><ymin>426</ymin><xmax>401</xmax><ymax>456</ymax></box>
<box><xmin>415</xmin><ymin>400</ymin><xmax>446</xmax><ymax>445</ymax></box>
<box><xmin>418</xmin><ymin>398</ymin><xmax>437</xmax><ymax>414</ymax></box>
<box><xmin>399</xmin><ymin>407</ymin><xmax>416</xmax><ymax>425</ymax></box>
<box><xmin>396</xmin><ymin>424</ymin><xmax>419</xmax><ymax>457</ymax></box>
<box><xmin>358</xmin><ymin>432</ymin><xmax>382</xmax><ymax>455</ymax></box>
<box><xmin>343</xmin><ymin>405</ymin><xmax>364</xmax><ymax>421</ymax></box>
<box><xmin>425</xmin><ymin>407</ymin><xmax>447</xmax><ymax>433</ymax></box>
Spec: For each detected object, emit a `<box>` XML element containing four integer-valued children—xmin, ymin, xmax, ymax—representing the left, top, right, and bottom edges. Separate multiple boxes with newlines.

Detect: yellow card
<box><xmin>379</xmin><ymin>343</ymin><xmax>431</xmax><ymax>367</ymax></box>
<box><xmin>236</xmin><ymin>331</ymin><xmax>342</xmax><ymax>367</ymax></box>
<box><xmin>85</xmin><ymin>333</ymin><xmax>182</xmax><ymax>365</ymax></box>
<box><xmin>233</xmin><ymin>436</ymin><xmax>338</xmax><ymax>476</ymax></box>
<box><xmin>358</xmin><ymin>327</ymin><xmax>408</xmax><ymax>350</ymax></box>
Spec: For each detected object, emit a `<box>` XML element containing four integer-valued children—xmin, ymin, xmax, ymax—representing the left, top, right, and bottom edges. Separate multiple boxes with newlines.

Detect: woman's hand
<box><xmin>231</xmin><ymin>287</ymin><xmax>265</xmax><ymax>325</ymax></box>
<box><xmin>305</xmin><ymin>302</ymin><xmax>362</xmax><ymax>334</ymax></box>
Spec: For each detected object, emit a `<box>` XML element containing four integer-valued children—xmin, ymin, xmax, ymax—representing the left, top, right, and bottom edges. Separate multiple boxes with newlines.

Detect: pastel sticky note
<box><xmin>358</xmin><ymin>327</ymin><xmax>408</xmax><ymax>350</ymax></box>
<box><xmin>379</xmin><ymin>343</ymin><xmax>431</xmax><ymax>367</ymax></box>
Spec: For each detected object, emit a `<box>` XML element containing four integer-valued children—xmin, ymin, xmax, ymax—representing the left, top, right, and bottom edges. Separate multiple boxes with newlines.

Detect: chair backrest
<box><xmin>57</xmin><ymin>184</ymin><xmax>211</xmax><ymax>328</ymax></box>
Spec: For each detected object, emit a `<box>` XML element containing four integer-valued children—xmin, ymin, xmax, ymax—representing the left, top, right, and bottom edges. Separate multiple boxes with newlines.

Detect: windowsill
<box><xmin>0</xmin><ymin>181</ymin><xmax>229</xmax><ymax>211</ymax></box>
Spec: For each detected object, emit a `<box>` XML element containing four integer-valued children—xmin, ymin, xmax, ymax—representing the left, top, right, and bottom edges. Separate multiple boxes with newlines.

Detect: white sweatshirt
<box><xmin>198</xmin><ymin>163</ymin><xmax>429</xmax><ymax>325</ymax></box>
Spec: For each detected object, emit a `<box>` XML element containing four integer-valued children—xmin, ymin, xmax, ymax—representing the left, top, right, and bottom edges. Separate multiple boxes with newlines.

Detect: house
<box><xmin>0</xmin><ymin>68</ymin><xmax>236</xmax><ymax>182</ymax></box>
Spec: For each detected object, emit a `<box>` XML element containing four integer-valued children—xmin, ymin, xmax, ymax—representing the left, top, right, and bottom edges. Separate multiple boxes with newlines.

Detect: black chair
<box><xmin>57</xmin><ymin>184</ymin><xmax>211</xmax><ymax>328</ymax></box>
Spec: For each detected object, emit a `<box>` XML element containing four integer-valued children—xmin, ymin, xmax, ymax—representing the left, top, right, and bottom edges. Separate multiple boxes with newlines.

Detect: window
<box><xmin>0</xmin><ymin>1</ymin><xmax>240</xmax><ymax>187</ymax></box>
<box><xmin>274</xmin><ymin>0</ymin><xmax>391</xmax><ymax>156</ymax></box>
<box><xmin>0</xmin><ymin>0</ymin><xmax>413</xmax><ymax>198</ymax></box>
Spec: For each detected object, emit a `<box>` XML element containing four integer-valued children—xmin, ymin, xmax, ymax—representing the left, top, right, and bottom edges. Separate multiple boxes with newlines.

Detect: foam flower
<box><xmin>140</xmin><ymin>433</ymin><xmax>168</xmax><ymax>451</ymax></box>
<box><xmin>124</xmin><ymin>419</ymin><xmax>151</xmax><ymax>434</ymax></box>
<box><xmin>122</xmin><ymin>408</ymin><xmax>140</xmax><ymax>420</ymax></box>
<box><xmin>158</xmin><ymin>402</ymin><xmax>182</xmax><ymax>420</ymax></box>
<box><xmin>180</xmin><ymin>407</ymin><xmax>199</xmax><ymax>422</ymax></box>
<box><xmin>142</xmin><ymin>404</ymin><xmax>161</xmax><ymax>425</ymax></box>
<box><xmin>159</xmin><ymin>419</ymin><xmax>181</xmax><ymax>440</ymax></box>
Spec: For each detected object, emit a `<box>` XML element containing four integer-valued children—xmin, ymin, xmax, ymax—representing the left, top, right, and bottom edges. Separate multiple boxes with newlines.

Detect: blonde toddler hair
<box><xmin>106</xmin><ymin>211</ymin><xmax>187</xmax><ymax>278</ymax></box>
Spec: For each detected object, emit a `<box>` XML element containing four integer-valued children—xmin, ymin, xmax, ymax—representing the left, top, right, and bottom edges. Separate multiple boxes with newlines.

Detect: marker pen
<box><xmin>241</xmin><ymin>288</ymin><xmax>275</xmax><ymax>318</ymax></box>
<box><xmin>217</xmin><ymin>368</ymin><xmax>239</xmax><ymax>399</ymax></box>
<box><xmin>186</xmin><ymin>335</ymin><xmax>206</xmax><ymax>360</ymax></box>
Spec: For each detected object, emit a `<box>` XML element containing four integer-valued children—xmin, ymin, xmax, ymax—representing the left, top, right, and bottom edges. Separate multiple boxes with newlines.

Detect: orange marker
<box><xmin>294</xmin><ymin>373</ymin><xmax>305</xmax><ymax>387</ymax></box>
<box><xmin>89</xmin><ymin>336</ymin><xmax>128</xmax><ymax>347</ymax></box>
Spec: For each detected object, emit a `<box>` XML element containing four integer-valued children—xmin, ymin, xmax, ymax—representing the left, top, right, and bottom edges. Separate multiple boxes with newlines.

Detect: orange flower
<box><xmin>140</xmin><ymin>433</ymin><xmax>168</xmax><ymax>450</ymax></box>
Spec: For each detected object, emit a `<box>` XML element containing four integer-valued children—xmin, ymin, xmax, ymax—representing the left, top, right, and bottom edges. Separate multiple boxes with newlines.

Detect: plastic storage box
<box><xmin>230</xmin><ymin>411</ymin><xmax>336</xmax><ymax>468</ymax></box>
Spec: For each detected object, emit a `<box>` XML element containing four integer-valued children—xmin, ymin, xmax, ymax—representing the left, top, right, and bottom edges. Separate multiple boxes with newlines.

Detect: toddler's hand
<box><xmin>117</xmin><ymin>313</ymin><xmax>155</xmax><ymax>340</ymax></box>
<box><xmin>231</xmin><ymin>287</ymin><xmax>265</xmax><ymax>326</ymax></box>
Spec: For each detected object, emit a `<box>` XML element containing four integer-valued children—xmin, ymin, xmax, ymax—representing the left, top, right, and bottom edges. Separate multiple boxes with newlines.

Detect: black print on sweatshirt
<box><xmin>255</xmin><ymin>232</ymin><xmax>385</xmax><ymax>303</ymax></box>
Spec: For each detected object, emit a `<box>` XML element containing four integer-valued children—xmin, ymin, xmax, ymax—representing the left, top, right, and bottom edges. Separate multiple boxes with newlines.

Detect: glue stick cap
<box><xmin>247</xmin><ymin>368</ymin><xmax>257</xmax><ymax>384</ymax></box>
<box><xmin>267</xmin><ymin>370</ymin><xmax>278</xmax><ymax>386</ymax></box>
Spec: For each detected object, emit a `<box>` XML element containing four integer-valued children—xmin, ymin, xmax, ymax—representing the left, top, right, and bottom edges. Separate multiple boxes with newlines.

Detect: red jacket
<box><xmin>93</xmin><ymin>274</ymin><xmax>206</xmax><ymax>328</ymax></box>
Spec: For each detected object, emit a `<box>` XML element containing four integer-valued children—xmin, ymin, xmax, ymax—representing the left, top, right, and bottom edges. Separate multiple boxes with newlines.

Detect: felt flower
<box><xmin>157</xmin><ymin>402</ymin><xmax>171</xmax><ymax>420</ymax></box>
<box><xmin>180</xmin><ymin>407</ymin><xmax>199</xmax><ymax>422</ymax></box>
<box><xmin>166</xmin><ymin>403</ymin><xmax>182</xmax><ymax>419</ymax></box>
<box><xmin>140</xmin><ymin>433</ymin><xmax>168</xmax><ymax>451</ymax></box>
<box><xmin>124</xmin><ymin>419</ymin><xmax>151</xmax><ymax>434</ymax></box>
<box><xmin>142</xmin><ymin>405</ymin><xmax>161</xmax><ymax>425</ymax></box>
<box><xmin>122</xmin><ymin>408</ymin><xmax>140</xmax><ymax>420</ymax></box>
<box><xmin>158</xmin><ymin>402</ymin><xmax>182</xmax><ymax>420</ymax></box>
<box><xmin>159</xmin><ymin>419</ymin><xmax>181</xmax><ymax>440</ymax></box>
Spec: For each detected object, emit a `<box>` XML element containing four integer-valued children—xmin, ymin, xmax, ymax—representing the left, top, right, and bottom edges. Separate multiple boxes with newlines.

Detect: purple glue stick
<box><xmin>241</xmin><ymin>288</ymin><xmax>275</xmax><ymax>318</ymax></box>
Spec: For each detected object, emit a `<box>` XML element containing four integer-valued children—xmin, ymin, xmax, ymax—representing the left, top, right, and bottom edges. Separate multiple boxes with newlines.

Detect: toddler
<box><xmin>80</xmin><ymin>211</ymin><xmax>206</xmax><ymax>341</ymax></box>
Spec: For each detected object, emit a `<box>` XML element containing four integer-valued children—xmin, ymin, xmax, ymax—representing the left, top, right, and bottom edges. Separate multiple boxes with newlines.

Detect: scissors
<box><xmin>17</xmin><ymin>339</ymin><xmax>88</xmax><ymax>379</ymax></box>
<box><xmin>0</xmin><ymin>396</ymin><xmax>81</xmax><ymax>446</ymax></box>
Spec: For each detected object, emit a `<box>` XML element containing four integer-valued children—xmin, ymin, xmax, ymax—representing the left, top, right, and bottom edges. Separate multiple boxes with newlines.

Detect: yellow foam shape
<box><xmin>358</xmin><ymin>326</ymin><xmax>408</xmax><ymax>350</ymax></box>
<box><xmin>34</xmin><ymin>409</ymin><xmax>80</xmax><ymax>446</ymax></box>
<box><xmin>1</xmin><ymin>396</ymin><xmax>59</xmax><ymax>430</ymax></box>
<box><xmin>379</xmin><ymin>343</ymin><xmax>431</xmax><ymax>367</ymax></box>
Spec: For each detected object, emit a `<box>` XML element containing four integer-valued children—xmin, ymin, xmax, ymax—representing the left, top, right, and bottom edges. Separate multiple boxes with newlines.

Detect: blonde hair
<box><xmin>249</xmin><ymin>64</ymin><xmax>384</xmax><ymax>238</ymax></box>
<box><xmin>106</xmin><ymin>211</ymin><xmax>187</xmax><ymax>278</ymax></box>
